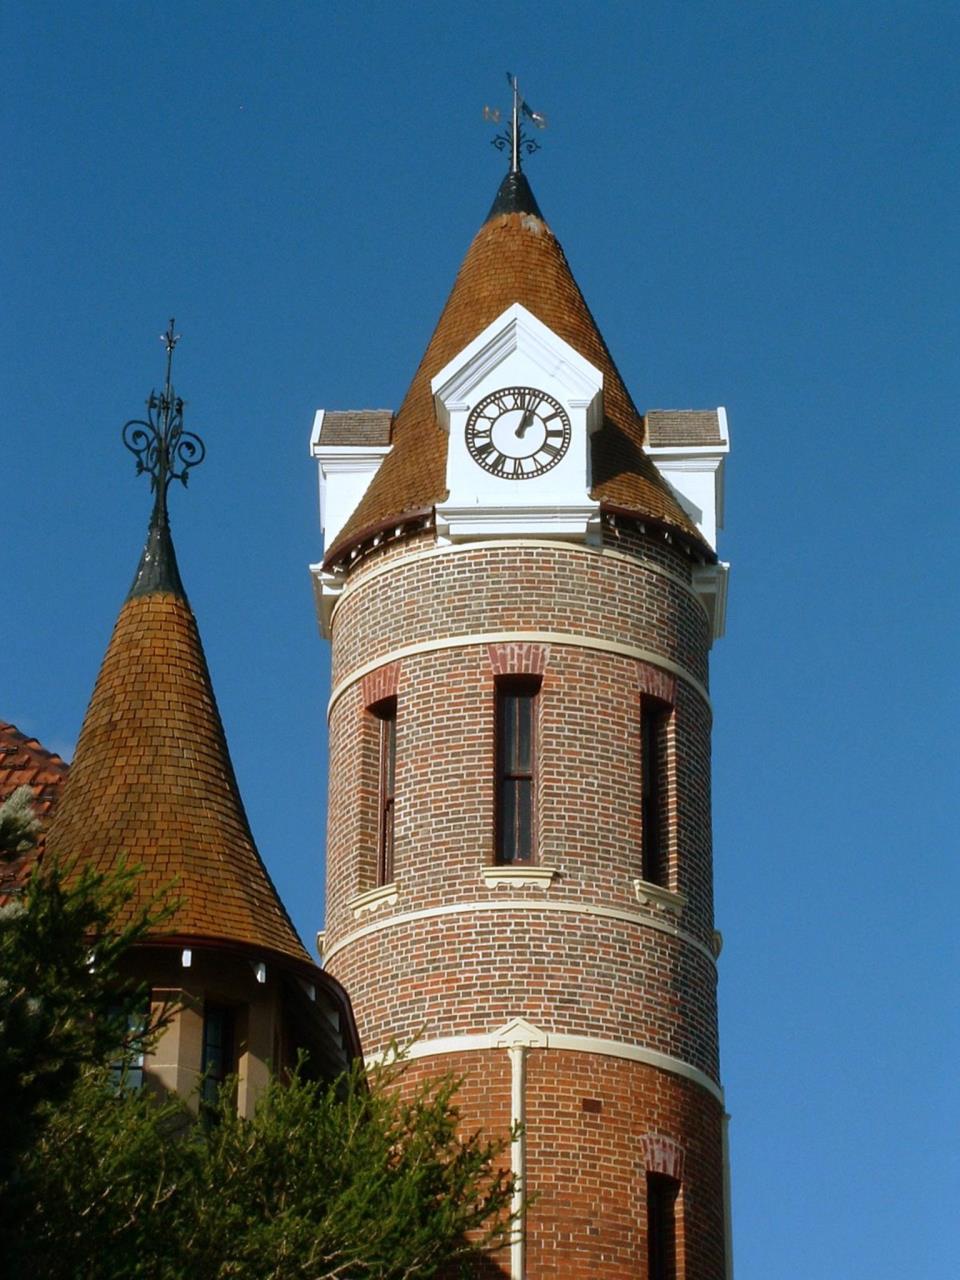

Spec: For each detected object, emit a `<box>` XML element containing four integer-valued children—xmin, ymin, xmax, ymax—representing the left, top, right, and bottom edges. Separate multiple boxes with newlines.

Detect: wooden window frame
<box><xmin>373</xmin><ymin>697</ymin><xmax>397</xmax><ymax>886</ymax></box>
<box><xmin>495</xmin><ymin>676</ymin><xmax>540</xmax><ymax>866</ymax></box>
<box><xmin>641</xmin><ymin>696</ymin><xmax>671</xmax><ymax>887</ymax></box>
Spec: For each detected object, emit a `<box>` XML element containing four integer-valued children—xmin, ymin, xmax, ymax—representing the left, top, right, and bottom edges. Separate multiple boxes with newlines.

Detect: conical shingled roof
<box><xmin>45</xmin><ymin>518</ymin><xmax>310</xmax><ymax>967</ymax></box>
<box><xmin>325</xmin><ymin>172</ymin><xmax>711</xmax><ymax>565</ymax></box>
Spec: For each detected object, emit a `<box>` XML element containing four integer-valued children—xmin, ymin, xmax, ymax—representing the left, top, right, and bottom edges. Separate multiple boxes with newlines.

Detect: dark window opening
<box><xmin>375</xmin><ymin>700</ymin><xmax>397</xmax><ymax>885</ymax></box>
<box><xmin>496</xmin><ymin>679</ymin><xmax>539</xmax><ymax>864</ymax></box>
<box><xmin>647</xmin><ymin>1172</ymin><xmax>678</xmax><ymax>1280</ymax></box>
<box><xmin>201</xmin><ymin>1002</ymin><xmax>236</xmax><ymax>1110</ymax></box>
<box><xmin>641</xmin><ymin>698</ymin><xmax>670</xmax><ymax>886</ymax></box>
<box><xmin>108</xmin><ymin>1002</ymin><xmax>148</xmax><ymax>1092</ymax></box>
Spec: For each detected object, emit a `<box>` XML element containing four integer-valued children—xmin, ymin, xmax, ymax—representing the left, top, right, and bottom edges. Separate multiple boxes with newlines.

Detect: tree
<box><xmin>0</xmin><ymin>787</ymin><xmax>517</xmax><ymax>1276</ymax></box>
<box><xmin>2</xmin><ymin>1054</ymin><xmax>517</xmax><ymax>1279</ymax></box>
<box><xmin>0</xmin><ymin>786</ymin><xmax>164</xmax><ymax>1185</ymax></box>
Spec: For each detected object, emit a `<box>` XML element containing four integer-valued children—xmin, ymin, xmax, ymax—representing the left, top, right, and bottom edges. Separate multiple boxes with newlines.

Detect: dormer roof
<box><xmin>324</xmin><ymin>172</ymin><xmax>713</xmax><ymax>566</ymax></box>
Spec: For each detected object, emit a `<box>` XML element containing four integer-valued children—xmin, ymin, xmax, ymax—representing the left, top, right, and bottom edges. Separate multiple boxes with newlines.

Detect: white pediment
<box><xmin>431</xmin><ymin>303</ymin><xmax>603</xmax><ymax>432</ymax></box>
<box><xmin>432</xmin><ymin>304</ymin><xmax>603</xmax><ymax>541</ymax></box>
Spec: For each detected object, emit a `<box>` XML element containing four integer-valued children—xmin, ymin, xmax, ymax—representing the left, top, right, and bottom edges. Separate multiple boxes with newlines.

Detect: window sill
<box><xmin>481</xmin><ymin>865</ymin><xmax>559</xmax><ymax>889</ymax></box>
<box><xmin>633</xmin><ymin>878</ymin><xmax>685</xmax><ymax>917</ymax></box>
<box><xmin>349</xmin><ymin>882</ymin><xmax>399</xmax><ymax>919</ymax></box>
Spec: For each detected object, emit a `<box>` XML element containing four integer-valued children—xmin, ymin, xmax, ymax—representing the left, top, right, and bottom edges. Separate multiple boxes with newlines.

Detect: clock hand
<box><xmin>515</xmin><ymin>410</ymin><xmax>536</xmax><ymax>438</ymax></box>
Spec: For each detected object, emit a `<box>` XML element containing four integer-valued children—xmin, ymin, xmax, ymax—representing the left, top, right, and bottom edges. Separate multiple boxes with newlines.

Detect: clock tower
<box><xmin>309</xmin><ymin>127</ymin><xmax>732</xmax><ymax>1278</ymax></box>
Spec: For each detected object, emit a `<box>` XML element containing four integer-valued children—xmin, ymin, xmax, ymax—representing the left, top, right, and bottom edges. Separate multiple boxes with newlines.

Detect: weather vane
<box><xmin>484</xmin><ymin>72</ymin><xmax>547</xmax><ymax>173</ymax></box>
<box><xmin>122</xmin><ymin>318</ymin><xmax>205</xmax><ymax>499</ymax></box>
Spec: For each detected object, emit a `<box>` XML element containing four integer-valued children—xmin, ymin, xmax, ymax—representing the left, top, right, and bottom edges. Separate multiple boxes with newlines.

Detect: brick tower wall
<box><xmin>323</xmin><ymin>530</ymin><xmax>726</xmax><ymax>1279</ymax></box>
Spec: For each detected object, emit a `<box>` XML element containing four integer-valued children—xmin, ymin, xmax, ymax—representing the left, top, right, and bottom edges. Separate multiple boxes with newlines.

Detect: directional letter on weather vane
<box><xmin>484</xmin><ymin>73</ymin><xmax>547</xmax><ymax>173</ymax></box>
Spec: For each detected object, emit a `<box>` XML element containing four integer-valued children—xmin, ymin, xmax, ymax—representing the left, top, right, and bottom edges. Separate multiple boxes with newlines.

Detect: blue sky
<box><xmin>5</xmin><ymin>2</ymin><xmax>958</xmax><ymax>1275</ymax></box>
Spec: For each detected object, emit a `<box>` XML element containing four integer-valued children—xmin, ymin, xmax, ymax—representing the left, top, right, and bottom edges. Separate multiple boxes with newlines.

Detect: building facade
<box><xmin>311</xmin><ymin>163</ymin><xmax>732</xmax><ymax>1278</ymax></box>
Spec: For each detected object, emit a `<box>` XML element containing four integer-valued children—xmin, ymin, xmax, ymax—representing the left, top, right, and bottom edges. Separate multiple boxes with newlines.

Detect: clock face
<box><xmin>465</xmin><ymin>386</ymin><xmax>572</xmax><ymax>479</ymax></box>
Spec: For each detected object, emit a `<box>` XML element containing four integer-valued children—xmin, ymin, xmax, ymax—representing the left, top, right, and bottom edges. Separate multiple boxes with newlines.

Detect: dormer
<box><xmin>309</xmin><ymin>409</ymin><xmax>393</xmax><ymax>553</ymax></box>
<box><xmin>431</xmin><ymin>303</ymin><xmax>603</xmax><ymax>540</ymax></box>
<box><xmin>643</xmin><ymin>408</ymin><xmax>730</xmax><ymax>551</ymax></box>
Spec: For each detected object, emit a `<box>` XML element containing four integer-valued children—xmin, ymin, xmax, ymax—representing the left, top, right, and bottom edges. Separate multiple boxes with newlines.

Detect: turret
<box><xmin>311</xmin><ymin>103</ymin><xmax>732</xmax><ymax>1278</ymax></box>
<box><xmin>48</xmin><ymin>324</ymin><xmax>358</xmax><ymax>1110</ymax></box>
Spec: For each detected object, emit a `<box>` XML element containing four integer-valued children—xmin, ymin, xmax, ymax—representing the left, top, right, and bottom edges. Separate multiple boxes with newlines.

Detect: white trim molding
<box><xmin>348</xmin><ymin>882</ymin><xmax>399</xmax><ymax>919</ymax></box>
<box><xmin>493</xmin><ymin>1019</ymin><xmax>547</xmax><ymax>1278</ymax></box>
<box><xmin>323</xmin><ymin>896</ymin><xmax>718</xmax><ymax>969</ymax></box>
<box><xmin>633</xmin><ymin>878</ymin><xmax>685</xmax><ymax>917</ymax></box>
<box><xmin>481</xmin><ymin>865</ymin><xmax>559</xmax><ymax>889</ymax></box>
<box><xmin>693</xmin><ymin>561</ymin><xmax>730</xmax><ymax>643</ymax></box>
<box><xmin>367</xmin><ymin>1024</ymin><xmax>724</xmax><ymax>1105</ymax></box>
<box><xmin>328</xmin><ymin>631</ymin><xmax>711</xmax><ymax>720</ymax></box>
<box><xmin>430</xmin><ymin>304</ymin><xmax>603</xmax><ymax>429</ymax></box>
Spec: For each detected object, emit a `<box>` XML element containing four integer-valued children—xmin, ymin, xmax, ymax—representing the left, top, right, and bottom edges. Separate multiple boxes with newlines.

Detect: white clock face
<box><xmin>465</xmin><ymin>386</ymin><xmax>572</xmax><ymax>479</ymax></box>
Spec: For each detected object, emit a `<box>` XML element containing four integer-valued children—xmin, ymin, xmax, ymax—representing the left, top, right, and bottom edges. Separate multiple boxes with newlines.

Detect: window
<box><xmin>646</xmin><ymin>1172</ymin><xmax>678</xmax><ymax>1280</ymax></box>
<box><xmin>375</xmin><ymin>700</ymin><xmax>397</xmax><ymax>885</ymax></box>
<box><xmin>641</xmin><ymin>697</ymin><xmax>670</xmax><ymax>886</ymax></box>
<box><xmin>201</xmin><ymin>1002</ymin><xmax>236</xmax><ymax>1109</ymax></box>
<box><xmin>108</xmin><ymin>1003</ymin><xmax>148</xmax><ymax>1092</ymax></box>
<box><xmin>496</xmin><ymin>679</ymin><xmax>539</xmax><ymax>864</ymax></box>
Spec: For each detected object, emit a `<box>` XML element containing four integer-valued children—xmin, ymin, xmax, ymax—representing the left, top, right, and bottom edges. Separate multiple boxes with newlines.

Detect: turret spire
<box><xmin>122</xmin><ymin>320</ymin><xmax>206</xmax><ymax>599</ymax></box>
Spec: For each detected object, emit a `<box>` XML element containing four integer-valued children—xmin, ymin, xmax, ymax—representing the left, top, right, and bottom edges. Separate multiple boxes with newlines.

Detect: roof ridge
<box><xmin>0</xmin><ymin>720</ymin><xmax>70</xmax><ymax>772</ymax></box>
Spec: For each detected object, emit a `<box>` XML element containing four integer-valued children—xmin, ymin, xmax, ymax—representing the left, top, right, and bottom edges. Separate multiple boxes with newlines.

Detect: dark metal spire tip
<box><xmin>121</xmin><ymin>321</ymin><xmax>203</xmax><ymax>602</ymax></box>
<box><xmin>127</xmin><ymin>500</ymin><xmax>187</xmax><ymax>601</ymax></box>
<box><xmin>486</xmin><ymin>169</ymin><xmax>544</xmax><ymax>223</ymax></box>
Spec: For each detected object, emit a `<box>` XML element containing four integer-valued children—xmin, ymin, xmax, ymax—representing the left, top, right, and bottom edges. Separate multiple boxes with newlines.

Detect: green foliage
<box><xmin>3</xmin><ymin>1055</ymin><xmax>517</xmax><ymax>1279</ymax></box>
<box><xmin>0</xmin><ymin>784</ymin><xmax>41</xmax><ymax>855</ymax></box>
<box><xmin>0</xmin><ymin>853</ymin><xmax>166</xmax><ymax>1185</ymax></box>
<box><xmin>0</xmin><ymin>815</ymin><xmax>516</xmax><ymax>1276</ymax></box>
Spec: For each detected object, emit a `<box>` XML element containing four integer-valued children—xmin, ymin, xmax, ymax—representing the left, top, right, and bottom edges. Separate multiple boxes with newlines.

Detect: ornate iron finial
<box><xmin>122</xmin><ymin>318</ymin><xmax>205</xmax><ymax>497</ymax></box>
<box><xmin>485</xmin><ymin>73</ymin><xmax>547</xmax><ymax>173</ymax></box>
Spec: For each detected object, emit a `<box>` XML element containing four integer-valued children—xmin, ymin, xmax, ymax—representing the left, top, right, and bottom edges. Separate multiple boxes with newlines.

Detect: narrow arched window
<box><xmin>641</xmin><ymin>696</ymin><xmax>670</xmax><ymax>886</ymax></box>
<box><xmin>647</xmin><ymin>1171</ymin><xmax>679</xmax><ymax>1280</ymax></box>
<box><xmin>374</xmin><ymin>699</ymin><xmax>397</xmax><ymax>886</ymax></box>
<box><xmin>496</xmin><ymin>677</ymin><xmax>539</xmax><ymax>864</ymax></box>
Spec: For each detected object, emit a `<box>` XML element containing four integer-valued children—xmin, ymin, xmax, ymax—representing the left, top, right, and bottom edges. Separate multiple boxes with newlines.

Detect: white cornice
<box><xmin>308</xmin><ymin>564</ymin><xmax>343</xmax><ymax>640</ymax></box>
<box><xmin>435</xmin><ymin>502</ymin><xmax>600</xmax><ymax>541</ymax></box>
<box><xmin>692</xmin><ymin>562</ymin><xmax>729</xmax><ymax>642</ymax></box>
<box><xmin>480</xmin><ymin>865</ymin><xmax>560</xmax><ymax>889</ymax></box>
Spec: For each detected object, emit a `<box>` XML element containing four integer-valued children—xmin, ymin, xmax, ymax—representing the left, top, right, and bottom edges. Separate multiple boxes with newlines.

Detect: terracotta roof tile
<box><xmin>0</xmin><ymin>721</ymin><xmax>69</xmax><ymax>813</ymax></box>
<box><xmin>0</xmin><ymin>721</ymin><xmax>69</xmax><ymax>899</ymax></box>
<box><xmin>44</xmin><ymin>591</ymin><xmax>310</xmax><ymax>966</ymax></box>
<box><xmin>326</xmin><ymin>182</ymin><xmax>712</xmax><ymax>564</ymax></box>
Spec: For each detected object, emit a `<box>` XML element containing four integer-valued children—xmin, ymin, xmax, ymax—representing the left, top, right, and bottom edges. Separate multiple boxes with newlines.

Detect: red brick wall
<box><xmin>395</xmin><ymin>1048</ymin><xmax>725</xmax><ymax>1280</ymax></box>
<box><xmin>323</xmin><ymin>530</ymin><xmax>726</xmax><ymax>1276</ymax></box>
